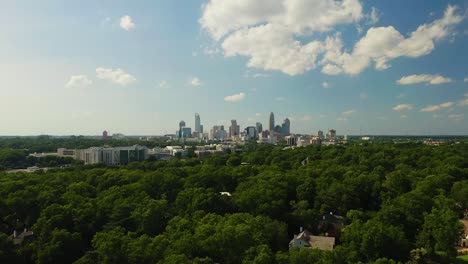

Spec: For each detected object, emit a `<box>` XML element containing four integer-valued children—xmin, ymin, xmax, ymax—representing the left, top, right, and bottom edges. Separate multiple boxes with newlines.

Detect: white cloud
<box><xmin>65</xmin><ymin>75</ymin><xmax>92</xmax><ymax>88</ymax></box>
<box><xmin>433</xmin><ymin>114</ymin><xmax>442</xmax><ymax>119</ymax></box>
<box><xmin>448</xmin><ymin>114</ymin><xmax>464</xmax><ymax>120</ymax></box>
<box><xmin>321</xmin><ymin>63</ymin><xmax>342</xmax><ymax>75</ymax></box>
<box><xmin>393</xmin><ymin>104</ymin><xmax>413</xmax><ymax>111</ymax></box>
<box><xmin>201</xmin><ymin>2</ymin><xmax>462</xmax><ymax>76</ymax></box>
<box><xmin>458</xmin><ymin>98</ymin><xmax>468</xmax><ymax>106</ymax></box>
<box><xmin>301</xmin><ymin>115</ymin><xmax>312</xmax><ymax>121</ymax></box>
<box><xmin>369</xmin><ymin>7</ymin><xmax>380</xmax><ymax>24</ymax></box>
<box><xmin>200</xmin><ymin>0</ymin><xmax>363</xmax><ymax>41</ymax></box>
<box><xmin>420</xmin><ymin>101</ymin><xmax>454</xmax><ymax>112</ymax></box>
<box><xmin>253</xmin><ymin>73</ymin><xmax>270</xmax><ymax>78</ymax></box>
<box><xmin>224</xmin><ymin>92</ymin><xmax>246</xmax><ymax>103</ymax></box>
<box><xmin>190</xmin><ymin>77</ymin><xmax>202</xmax><ymax>87</ymax></box>
<box><xmin>322</xmin><ymin>81</ymin><xmax>329</xmax><ymax>88</ymax></box>
<box><xmin>465</xmin><ymin>92</ymin><xmax>468</xmax><ymax>97</ymax></box>
<box><xmin>396</xmin><ymin>74</ymin><xmax>453</xmax><ymax>85</ymax></box>
<box><xmin>276</xmin><ymin>97</ymin><xmax>285</xmax><ymax>101</ymax></box>
<box><xmin>337</xmin><ymin>117</ymin><xmax>348</xmax><ymax>121</ymax></box>
<box><xmin>201</xmin><ymin>0</ymin><xmax>363</xmax><ymax>76</ymax></box>
<box><xmin>120</xmin><ymin>15</ymin><xmax>135</xmax><ymax>31</ymax></box>
<box><xmin>360</xmin><ymin>92</ymin><xmax>368</xmax><ymax>100</ymax></box>
<box><xmin>400</xmin><ymin>115</ymin><xmax>408</xmax><ymax>119</ymax></box>
<box><xmin>255</xmin><ymin>113</ymin><xmax>262</xmax><ymax>117</ymax></box>
<box><xmin>464</xmin><ymin>77</ymin><xmax>468</xmax><ymax>82</ymax></box>
<box><xmin>96</xmin><ymin>67</ymin><xmax>136</xmax><ymax>86</ymax></box>
<box><xmin>159</xmin><ymin>80</ymin><xmax>168</xmax><ymax>89</ymax></box>
<box><xmin>321</xmin><ymin>6</ymin><xmax>464</xmax><ymax>75</ymax></box>
<box><xmin>342</xmin><ymin>109</ymin><xmax>355</xmax><ymax>115</ymax></box>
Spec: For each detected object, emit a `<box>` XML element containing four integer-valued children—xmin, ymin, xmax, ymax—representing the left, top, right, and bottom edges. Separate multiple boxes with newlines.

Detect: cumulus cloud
<box><xmin>322</xmin><ymin>81</ymin><xmax>329</xmax><ymax>88</ymax></box>
<box><xmin>65</xmin><ymin>75</ymin><xmax>92</xmax><ymax>88</ymax></box>
<box><xmin>276</xmin><ymin>97</ymin><xmax>285</xmax><ymax>101</ymax></box>
<box><xmin>321</xmin><ymin>5</ymin><xmax>464</xmax><ymax>75</ymax></box>
<box><xmin>342</xmin><ymin>109</ymin><xmax>355</xmax><ymax>115</ymax></box>
<box><xmin>400</xmin><ymin>115</ymin><xmax>408</xmax><ymax>119</ymax></box>
<box><xmin>96</xmin><ymin>67</ymin><xmax>136</xmax><ymax>86</ymax></box>
<box><xmin>201</xmin><ymin>2</ymin><xmax>462</xmax><ymax>76</ymax></box>
<box><xmin>190</xmin><ymin>77</ymin><xmax>202</xmax><ymax>87</ymax></box>
<box><xmin>224</xmin><ymin>92</ymin><xmax>246</xmax><ymax>103</ymax></box>
<box><xmin>396</xmin><ymin>74</ymin><xmax>453</xmax><ymax>85</ymax></box>
<box><xmin>120</xmin><ymin>15</ymin><xmax>135</xmax><ymax>31</ymax></box>
<box><xmin>255</xmin><ymin>113</ymin><xmax>262</xmax><ymax>117</ymax></box>
<box><xmin>420</xmin><ymin>101</ymin><xmax>454</xmax><ymax>112</ymax></box>
<box><xmin>448</xmin><ymin>114</ymin><xmax>464</xmax><ymax>120</ymax></box>
<box><xmin>393</xmin><ymin>104</ymin><xmax>413</xmax><ymax>111</ymax></box>
<box><xmin>337</xmin><ymin>117</ymin><xmax>348</xmax><ymax>121</ymax></box>
<box><xmin>253</xmin><ymin>73</ymin><xmax>270</xmax><ymax>78</ymax></box>
<box><xmin>464</xmin><ymin>77</ymin><xmax>468</xmax><ymax>82</ymax></box>
<box><xmin>201</xmin><ymin>0</ymin><xmax>363</xmax><ymax>76</ymax></box>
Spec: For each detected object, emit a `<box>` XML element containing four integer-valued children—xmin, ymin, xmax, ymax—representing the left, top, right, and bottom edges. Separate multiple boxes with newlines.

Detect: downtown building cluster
<box><xmin>175</xmin><ymin>112</ymin><xmax>293</xmax><ymax>144</ymax></box>
<box><xmin>172</xmin><ymin>112</ymin><xmax>341</xmax><ymax>146</ymax></box>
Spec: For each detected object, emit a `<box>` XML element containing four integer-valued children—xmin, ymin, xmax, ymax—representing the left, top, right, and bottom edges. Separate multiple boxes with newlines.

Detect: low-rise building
<box><xmin>289</xmin><ymin>229</ymin><xmax>335</xmax><ymax>251</ymax></box>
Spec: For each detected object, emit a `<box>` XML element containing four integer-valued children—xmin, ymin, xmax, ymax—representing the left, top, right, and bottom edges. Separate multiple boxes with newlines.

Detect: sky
<box><xmin>0</xmin><ymin>0</ymin><xmax>467</xmax><ymax>136</ymax></box>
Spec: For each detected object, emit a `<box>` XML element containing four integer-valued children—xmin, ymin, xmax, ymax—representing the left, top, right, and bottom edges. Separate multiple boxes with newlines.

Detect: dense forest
<box><xmin>0</xmin><ymin>142</ymin><xmax>467</xmax><ymax>263</ymax></box>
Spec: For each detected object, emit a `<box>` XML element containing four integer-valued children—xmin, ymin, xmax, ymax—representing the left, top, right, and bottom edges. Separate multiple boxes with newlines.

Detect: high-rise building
<box><xmin>269</xmin><ymin>112</ymin><xmax>275</xmax><ymax>131</ymax></box>
<box><xmin>245</xmin><ymin>126</ymin><xmax>257</xmax><ymax>140</ymax></box>
<box><xmin>281</xmin><ymin>118</ymin><xmax>290</xmax><ymax>135</ymax></box>
<box><xmin>327</xmin><ymin>129</ymin><xmax>337</xmax><ymax>139</ymax></box>
<box><xmin>229</xmin><ymin>120</ymin><xmax>240</xmax><ymax>138</ymax></box>
<box><xmin>210</xmin><ymin>125</ymin><xmax>227</xmax><ymax>140</ymax></box>
<box><xmin>178</xmin><ymin>121</ymin><xmax>186</xmax><ymax>139</ymax></box>
<box><xmin>318</xmin><ymin>130</ymin><xmax>324</xmax><ymax>139</ymax></box>
<box><xmin>256</xmin><ymin>122</ymin><xmax>263</xmax><ymax>134</ymax></box>
<box><xmin>195</xmin><ymin>113</ymin><xmax>201</xmax><ymax>133</ymax></box>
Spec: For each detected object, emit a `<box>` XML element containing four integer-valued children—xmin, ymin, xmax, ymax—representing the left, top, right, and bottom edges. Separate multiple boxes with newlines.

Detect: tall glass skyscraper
<box><xmin>195</xmin><ymin>113</ymin><xmax>201</xmax><ymax>133</ymax></box>
<box><xmin>269</xmin><ymin>112</ymin><xmax>275</xmax><ymax>131</ymax></box>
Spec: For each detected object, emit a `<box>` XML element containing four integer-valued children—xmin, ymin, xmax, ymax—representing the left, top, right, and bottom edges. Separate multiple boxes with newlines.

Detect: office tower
<box><xmin>269</xmin><ymin>112</ymin><xmax>275</xmax><ymax>131</ymax></box>
<box><xmin>199</xmin><ymin>125</ymin><xmax>204</xmax><ymax>134</ymax></box>
<box><xmin>195</xmin><ymin>113</ymin><xmax>201</xmax><ymax>132</ymax></box>
<box><xmin>210</xmin><ymin>125</ymin><xmax>227</xmax><ymax>140</ymax></box>
<box><xmin>245</xmin><ymin>126</ymin><xmax>257</xmax><ymax>140</ymax></box>
<box><xmin>178</xmin><ymin>120</ymin><xmax>186</xmax><ymax>139</ymax></box>
<box><xmin>256</xmin><ymin>122</ymin><xmax>263</xmax><ymax>134</ymax></box>
<box><xmin>327</xmin><ymin>129</ymin><xmax>336</xmax><ymax>138</ymax></box>
<box><xmin>281</xmin><ymin>118</ymin><xmax>290</xmax><ymax>135</ymax></box>
<box><xmin>181</xmin><ymin>127</ymin><xmax>192</xmax><ymax>138</ymax></box>
<box><xmin>229</xmin><ymin>119</ymin><xmax>240</xmax><ymax>138</ymax></box>
<box><xmin>318</xmin><ymin>130</ymin><xmax>324</xmax><ymax>139</ymax></box>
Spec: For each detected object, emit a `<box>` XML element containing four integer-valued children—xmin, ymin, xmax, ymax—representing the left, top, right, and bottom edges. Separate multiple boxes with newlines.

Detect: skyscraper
<box><xmin>269</xmin><ymin>112</ymin><xmax>275</xmax><ymax>131</ymax></box>
<box><xmin>178</xmin><ymin>120</ymin><xmax>186</xmax><ymax>139</ymax></box>
<box><xmin>229</xmin><ymin>120</ymin><xmax>240</xmax><ymax>138</ymax></box>
<box><xmin>195</xmin><ymin>113</ymin><xmax>201</xmax><ymax>132</ymax></box>
<box><xmin>281</xmin><ymin>118</ymin><xmax>290</xmax><ymax>135</ymax></box>
<box><xmin>256</xmin><ymin>122</ymin><xmax>263</xmax><ymax>134</ymax></box>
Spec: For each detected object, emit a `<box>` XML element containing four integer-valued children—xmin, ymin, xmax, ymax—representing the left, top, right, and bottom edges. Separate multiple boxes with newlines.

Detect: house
<box><xmin>289</xmin><ymin>229</ymin><xmax>335</xmax><ymax>251</ymax></box>
<box><xmin>11</xmin><ymin>228</ymin><xmax>36</xmax><ymax>245</ymax></box>
<box><xmin>459</xmin><ymin>219</ymin><xmax>468</xmax><ymax>248</ymax></box>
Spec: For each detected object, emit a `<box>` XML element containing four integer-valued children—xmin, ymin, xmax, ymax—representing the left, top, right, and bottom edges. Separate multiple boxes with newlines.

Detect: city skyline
<box><xmin>0</xmin><ymin>1</ymin><xmax>467</xmax><ymax>136</ymax></box>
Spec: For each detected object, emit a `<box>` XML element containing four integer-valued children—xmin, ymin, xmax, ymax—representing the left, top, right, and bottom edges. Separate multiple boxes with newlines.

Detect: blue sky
<box><xmin>0</xmin><ymin>0</ymin><xmax>467</xmax><ymax>135</ymax></box>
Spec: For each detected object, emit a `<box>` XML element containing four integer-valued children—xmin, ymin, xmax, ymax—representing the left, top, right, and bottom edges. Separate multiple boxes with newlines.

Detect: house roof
<box><xmin>292</xmin><ymin>230</ymin><xmax>335</xmax><ymax>251</ymax></box>
<box><xmin>309</xmin><ymin>235</ymin><xmax>335</xmax><ymax>251</ymax></box>
<box><xmin>461</xmin><ymin>220</ymin><xmax>468</xmax><ymax>234</ymax></box>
